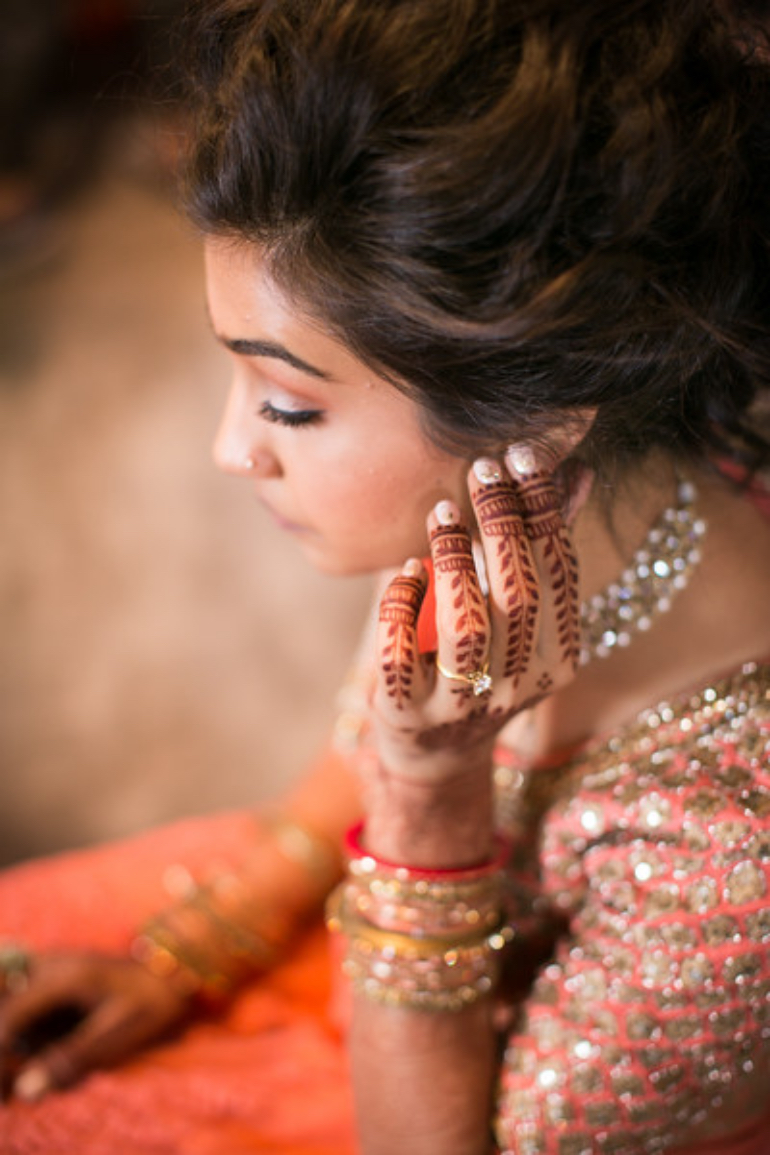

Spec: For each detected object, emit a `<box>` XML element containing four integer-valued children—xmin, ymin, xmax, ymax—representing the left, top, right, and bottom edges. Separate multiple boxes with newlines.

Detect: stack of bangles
<box><xmin>326</xmin><ymin>822</ymin><xmax>514</xmax><ymax>1012</ymax></box>
<box><xmin>131</xmin><ymin>814</ymin><xmax>341</xmax><ymax>1005</ymax></box>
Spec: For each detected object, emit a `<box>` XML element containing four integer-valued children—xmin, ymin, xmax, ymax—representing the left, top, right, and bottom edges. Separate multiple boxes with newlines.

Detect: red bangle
<box><xmin>344</xmin><ymin>821</ymin><xmax>509</xmax><ymax>882</ymax></box>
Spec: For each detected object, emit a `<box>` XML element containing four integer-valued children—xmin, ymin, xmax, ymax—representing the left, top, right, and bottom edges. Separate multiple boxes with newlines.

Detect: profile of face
<box><xmin>206</xmin><ymin>239</ymin><xmax>471</xmax><ymax>576</ymax></box>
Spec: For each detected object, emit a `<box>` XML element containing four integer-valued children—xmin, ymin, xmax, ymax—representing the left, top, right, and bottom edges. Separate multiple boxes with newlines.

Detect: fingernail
<box><xmin>472</xmin><ymin>457</ymin><xmax>503</xmax><ymax>486</ymax></box>
<box><xmin>434</xmin><ymin>499</ymin><xmax>460</xmax><ymax>526</ymax></box>
<box><xmin>505</xmin><ymin>444</ymin><xmax>538</xmax><ymax>476</ymax></box>
<box><xmin>402</xmin><ymin>557</ymin><xmax>423</xmax><ymax>578</ymax></box>
<box><xmin>15</xmin><ymin>1066</ymin><xmax>51</xmax><ymax>1102</ymax></box>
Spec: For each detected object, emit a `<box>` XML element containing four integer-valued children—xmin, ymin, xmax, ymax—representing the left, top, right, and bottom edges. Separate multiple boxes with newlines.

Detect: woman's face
<box><xmin>206</xmin><ymin>239</ymin><xmax>470</xmax><ymax>576</ymax></box>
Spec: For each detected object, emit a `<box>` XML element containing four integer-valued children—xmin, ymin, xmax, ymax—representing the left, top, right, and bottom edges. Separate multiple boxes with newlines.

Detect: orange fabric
<box><xmin>2</xmin><ymin>810</ymin><xmax>769</xmax><ymax>1154</ymax></box>
<box><xmin>0</xmin><ymin>817</ymin><xmax>356</xmax><ymax>1155</ymax></box>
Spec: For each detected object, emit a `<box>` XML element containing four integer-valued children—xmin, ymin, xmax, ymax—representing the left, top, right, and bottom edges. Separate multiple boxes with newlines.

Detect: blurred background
<box><xmin>0</xmin><ymin>0</ymin><xmax>372</xmax><ymax>867</ymax></box>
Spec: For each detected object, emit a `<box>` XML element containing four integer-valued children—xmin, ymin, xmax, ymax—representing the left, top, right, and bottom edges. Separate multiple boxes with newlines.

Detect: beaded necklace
<box><xmin>580</xmin><ymin>478</ymin><xmax>707</xmax><ymax>665</ymax></box>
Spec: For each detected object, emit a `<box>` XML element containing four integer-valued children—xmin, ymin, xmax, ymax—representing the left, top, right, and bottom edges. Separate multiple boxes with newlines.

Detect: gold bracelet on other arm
<box><xmin>132</xmin><ymin>813</ymin><xmax>341</xmax><ymax>1004</ymax></box>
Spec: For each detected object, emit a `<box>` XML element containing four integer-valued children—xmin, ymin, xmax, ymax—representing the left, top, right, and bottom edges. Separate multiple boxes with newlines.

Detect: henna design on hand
<box><xmin>517</xmin><ymin>472</ymin><xmax>580</xmax><ymax>667</ymax></box>
<box><xmin>474</xmin><ymin>482</ymin><xmax>539</xmax><ymax>683</ymax></box>
<box><xmin>379</xmin><ymin>574</ymin><xmax>424</xmax><ymax>709</ymax></box>
<box><xmin>415</xmin><ymin>703</ymin><xmax>508</xmax><ymax>752</ymax></box>
<box><xmin>430</xmin><ymin>524</ymin><xmax>488</xmax><ymax>704</ymax></box>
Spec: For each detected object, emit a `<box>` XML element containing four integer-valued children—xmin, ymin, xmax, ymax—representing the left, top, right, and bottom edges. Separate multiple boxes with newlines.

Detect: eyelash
<box><xmin>258</xmin><ymin>400</ymin><xmax>324</xmax><ymax>428</ymax></box>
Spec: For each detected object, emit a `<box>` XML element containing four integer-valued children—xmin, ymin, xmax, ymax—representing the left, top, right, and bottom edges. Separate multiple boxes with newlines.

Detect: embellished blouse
<box><xmin>493</xmin><ymin>661</ymin><xmax>770</xmax><ymax>1155</ymax></box>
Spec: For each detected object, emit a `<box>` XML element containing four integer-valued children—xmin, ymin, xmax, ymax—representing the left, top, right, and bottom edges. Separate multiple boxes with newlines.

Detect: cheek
<box><xmin>295</xmin><ymin>423</ymin><xmax>468</xmax><ymax>541</ymax></box>
<box><xmin>333</xmin><ymin>470</ymin><xmax>409</xmax><ymax>530</ymax></box>
<box><xmin>346</xmin><ymin>461</ymin><xmax>460</xmax><ymax>540</ymax></box>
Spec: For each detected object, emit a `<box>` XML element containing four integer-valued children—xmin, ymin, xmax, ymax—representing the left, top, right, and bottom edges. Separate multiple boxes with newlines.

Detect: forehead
<box><xmin>204</xmin><ymin>237</ymin><xmax>372</xmax><ymax>385</ymax></box>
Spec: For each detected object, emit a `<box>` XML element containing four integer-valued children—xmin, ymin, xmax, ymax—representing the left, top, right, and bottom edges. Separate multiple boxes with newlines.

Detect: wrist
<box><xmin>362</xmin><ymin>758</ymin><xmax>495</xmax><ymax>870</ymax></box>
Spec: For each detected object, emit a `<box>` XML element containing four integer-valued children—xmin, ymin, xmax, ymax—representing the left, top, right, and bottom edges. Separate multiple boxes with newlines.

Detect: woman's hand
<box><xmin>0</xmin><ymin>950</ymin><xmax>190</xmax><ymax>1101</ymax></box>
<box><xmin>349</xmin><ymin>452</ymin><xmax>580</xmax><ymax>1150</ymax></box>
<box><xmin>371</xmin><ymin>450</ymin><xmax>581</xmax><ymax>785</ymax></box>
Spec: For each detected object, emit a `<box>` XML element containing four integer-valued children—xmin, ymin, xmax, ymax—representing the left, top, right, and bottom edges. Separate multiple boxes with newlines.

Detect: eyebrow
<box><xmin>219</xmin><ymin>336</ymin><xmax>331</xmax><ymax>380</ymax></box>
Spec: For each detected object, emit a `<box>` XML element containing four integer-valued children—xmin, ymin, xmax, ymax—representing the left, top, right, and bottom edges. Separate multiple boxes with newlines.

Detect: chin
<box><xmin>299</xmin><ymin>540</ymin><xmax>408</xmax><ymax>579</ymax></box>
<box><xmin>298</xmin><ymin>542</ymin><xmax>369</xmax><ymax>578</ymax></box>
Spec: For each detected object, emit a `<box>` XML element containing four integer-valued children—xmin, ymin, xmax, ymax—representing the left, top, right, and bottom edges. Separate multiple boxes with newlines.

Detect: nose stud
<box><xmin>244</xmin><ymin>456</ymin><xmax>256</xmax><ymax>471</ymax></box>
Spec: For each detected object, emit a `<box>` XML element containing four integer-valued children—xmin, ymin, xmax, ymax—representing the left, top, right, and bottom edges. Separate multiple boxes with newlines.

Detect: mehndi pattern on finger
<box><xmin>517</xmin><ymin>472</ymin><xmax>580</xmax><ymax>668</ymax></box>
<box><xmin>378</xmin><ymin>574</ymin><xmax>424</xmax><ymax>709</ymax></box>
<box><xmin>475</xmin><ymin>481</ymin><xmax>540</xmax><ymax>683</ymax></box>
<box><xmin>431</xmin><ymin>523</ymin><xmax>489</xmax><ymax>703</ymax></box>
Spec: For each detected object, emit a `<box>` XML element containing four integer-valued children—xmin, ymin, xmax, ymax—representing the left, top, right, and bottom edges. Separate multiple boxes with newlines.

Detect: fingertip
<box><xmin>14</xmin><ymin>1065</ymin><xmax>51</xmax><ymax>1102</ymax></box>
<box><xmin>431</xmin><ymin>499</ymin><xmax>461</xmax><ymax>529</ymax></box>
<box><xmin>471</xmin><ymin>457</ymin><xmax>504</xmax><ymax>487</ymax></box>
<box><xmin>402</xmin><ymin>557</ymin><xmax>425</xmax><ymax>579</ymax></box>
<box><xmin>504</xmin><ymin>443</ymin><xmax>538</xmax><ymax>478</ymax></box>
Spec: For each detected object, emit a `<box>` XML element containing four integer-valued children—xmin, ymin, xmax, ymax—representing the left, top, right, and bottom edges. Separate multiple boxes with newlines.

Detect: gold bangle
<box><xmin>326</xmin><ymin>880</ymin><xmax>512</xmax><ymax>1012</ymax></box>
<box><xmin>326</xmin><ymin>884</ymin><xmax>511</xmax><ymax>956</ymax></box>
<box><xmin>262</xmin><ymin>813</ymin><xmax>341</xmax><ymax>887</ymax></box>
<box><xmin>131</xmin><ymin>931</ymin><xmax>226</xmax><ymax>999</ymax></box>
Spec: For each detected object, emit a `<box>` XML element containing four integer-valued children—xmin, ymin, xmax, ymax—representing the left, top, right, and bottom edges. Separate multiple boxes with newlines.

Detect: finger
<box><xmin>427</xmin><ymin>499</ymin><xmax>490</xmax><ymax>699</ymax></box>
<box><xmin>14</xmin><ymin>973</ymin><xmax>185</xmax><ymax>1102</ymax></box>
<box><xmin>0</xmin><ymin>971</ymin><xmax>79</xmax><ymax>1057</ymax></box>
<box><xmin>0</xmin><ymin>972</ymin><xmax>87</xmax><ymax>1096</ymax></box>
<box><xmin>12</xmin><ymin>994</ymin><xmax>138</xmax><ymax>1100</ymax></box>
<box><xmin>376</xmin><ymin>559</ymin><xmax>428</xmax><ymax>710</ymax></box>
<box><xmin>505</xmin><ymin>446</ymin><xmax>580</xmax><ymax>671</ymax></box>
<box><xmin>469</xmin><ymin>458</ymin><xmax>540</xmax><ymax>685</ymax></box>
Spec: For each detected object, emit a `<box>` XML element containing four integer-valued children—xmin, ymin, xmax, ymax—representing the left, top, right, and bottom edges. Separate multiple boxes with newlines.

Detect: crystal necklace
<box><xmin>579</xmin><ymin>477</ymin><xmax>707</xmax><ymax>665</ymax></box>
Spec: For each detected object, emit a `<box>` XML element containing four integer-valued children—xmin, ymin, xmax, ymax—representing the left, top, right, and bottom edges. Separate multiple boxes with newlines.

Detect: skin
<box><xmin>207</xmin><ymin>238</ymin><xmax>472</xmax><ymax>577</ymax></box>
<box><xmin>206</xmin><ymin>241</ymin><xmax>590</xmax><ymax>1152</ymax></box>
<box><xmin>201</xmin><ymin>244</ymin><xmax>770</xmax><ymax>1153</ymax></box>
<box><xmin>4</xmin><ymin>238</ymin><xmax>770</xmax><ymax>1146</ymax></box>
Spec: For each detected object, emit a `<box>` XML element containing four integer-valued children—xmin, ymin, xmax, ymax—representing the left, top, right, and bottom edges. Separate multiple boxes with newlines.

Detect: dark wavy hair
<box><xmin>182</xmin><ymin>0</ymin><xmax>770</xmax><ymax>482</ymax></box>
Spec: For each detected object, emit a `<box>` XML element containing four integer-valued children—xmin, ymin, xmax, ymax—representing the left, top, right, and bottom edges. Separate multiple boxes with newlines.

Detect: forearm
<box><xmin>134</xmin><ymin>742</ymin><xmax>363</xmax><ymax>997</ymax></box>
<box><xmin>351</xmin><ymin>998</ymin><xmax>497</xmax><ymax>1155</ymax></box>
<box><xmin>349</xmin><ymin>766</ymin><xmax>499</xmax><ymax>1154</ymax></box>
<box><xmin>282</xmin><ymin>740</ymin><xmax>363</xmax><ymax>867</ymax></box>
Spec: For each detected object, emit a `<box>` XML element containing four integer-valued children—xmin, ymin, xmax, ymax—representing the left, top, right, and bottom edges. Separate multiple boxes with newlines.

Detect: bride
<box><xmin>2</xmin><ymin>2</ymin><xmax>770</xmax><ymax>1152</ymax></box>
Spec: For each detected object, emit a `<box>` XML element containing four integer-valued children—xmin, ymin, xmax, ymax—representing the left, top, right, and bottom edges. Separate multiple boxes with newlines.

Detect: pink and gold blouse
<box><xmin>493</xmin><ymin>661</ymin><xmax>770</xmax><ymax>1155</ymax></box>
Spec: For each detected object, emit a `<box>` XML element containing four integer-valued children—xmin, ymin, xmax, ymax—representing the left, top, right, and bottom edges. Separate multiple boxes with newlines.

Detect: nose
<box><xmin>212</xmin><ymin>380</ymin><xmax>281</xmax><ymax>479</ymax></box>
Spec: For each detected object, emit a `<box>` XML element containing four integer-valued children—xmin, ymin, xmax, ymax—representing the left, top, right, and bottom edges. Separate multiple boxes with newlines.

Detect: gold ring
<box><xmin>435</xmin><ymin>657</ymin><xmax>493</xmax><ymax>696</ymax></box>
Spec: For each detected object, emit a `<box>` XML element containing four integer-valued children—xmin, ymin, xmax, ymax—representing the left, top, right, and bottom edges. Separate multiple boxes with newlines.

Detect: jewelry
<box><xmin>132</xmin><ymin>886</ymin><xmax>285</xmax><ymax>1003</ymax></box>
<box><xmin>131</xmin><ymin>930</ymin><xmax>221</xmax><ymax>1000</ymax></box>
<box><xmin>343</xmin><ymin>824</ymin><xmax>507</xmax><ymax>937</ymax></box>
<box><xmin>579</xmin><ymin>477</ymin><xmax>706</xmax><ymax>665</ymax></box>
<box><xmin>132</xmin><ymin>812</ymin><xmax>338</xmax><ymax>1001</ymax></box>
<box><xmin>435</xmin><ymin>656</ymin><xmax>493</xmax><ymax>696</ymax></box>
<box><xmin>243</xmin><ymin>456</ymin><xmax>255</xmax><ymax>471</ymax></box>
<box><xmin>332</xmin><ymin>823</ymin><xmax>512</xmax><ymax>1008</ymax></box>
<box><xmin>342</xmin><ymin>875</ymin><xmax>503</xmax><ymax>937</ymax></box>
<box><xmin>326</xmin><ymin>884</ymin><xmax>513</xmax><ymax>1012</ymax></box>
<box><xmin>262</xmin><ymin>813</ymin><xmax>341</xmax><ymax>890</ymax></box>
<box><xmin>0</xmin><ymin>942</ymin><xmax>30</xmax><ymax>994</ymax></box>
<box><xmin>344</xmin><ymin>821</ymin><xmax>510</xmax><ymax>882</ymax></box>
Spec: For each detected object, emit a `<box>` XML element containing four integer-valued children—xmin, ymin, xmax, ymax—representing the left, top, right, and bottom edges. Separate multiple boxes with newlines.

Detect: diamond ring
<box><xmin>435</xmin><ymin>657</ymin><xmax>493</xmax><ymax>696</ymax></box>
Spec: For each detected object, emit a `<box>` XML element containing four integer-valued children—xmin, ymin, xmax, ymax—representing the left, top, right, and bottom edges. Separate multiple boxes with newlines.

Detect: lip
<box><xmin>258</xmin><ymin>498</ymin><xmax>308</xmax><ymax>534</ymax></box>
